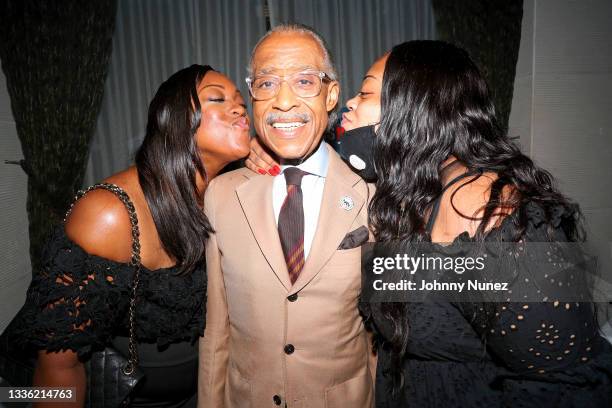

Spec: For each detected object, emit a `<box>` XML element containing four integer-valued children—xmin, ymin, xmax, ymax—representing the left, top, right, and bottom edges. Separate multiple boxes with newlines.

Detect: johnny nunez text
<box><xmin>372</xmin><ymin>279</ymin><xmax>509</xmax><ymax>292</ymax></box>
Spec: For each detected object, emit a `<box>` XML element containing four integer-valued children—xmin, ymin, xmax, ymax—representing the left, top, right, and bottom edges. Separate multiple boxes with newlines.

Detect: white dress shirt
<box><xmin>272</xmin><ymin>141</ymin><xmax>329</xmax><ymax>259</ymax></box>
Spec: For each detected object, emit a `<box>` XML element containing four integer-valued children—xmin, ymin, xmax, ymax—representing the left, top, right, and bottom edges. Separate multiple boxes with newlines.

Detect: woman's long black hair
<box><xmin>135</xmin><ymin>64</ymin><xmax>214</xmax><ymax>275</ymax></box>
<box><xmin>367</xmin><ymin>41</ymin><xmax>584</xmax><ymax>386</ymax></box>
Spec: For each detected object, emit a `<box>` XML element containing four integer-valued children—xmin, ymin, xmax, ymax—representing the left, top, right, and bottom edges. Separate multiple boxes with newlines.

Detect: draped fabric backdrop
<box><xmin>86</xmin><ymin>0</ymin><xmax>435</xmax><ymax>184</ymax></box>
<box><xmin>0</xmin><ymin>0</ymin><xmax>117</xmax><ymax>272</ymax></box>
<box><xmin>269</xmin><ymin>0</ymin><xmax>436</xmax><ymax>106</ymax></box>
<box><xmin>85</xmin><ymin>0</ymin><xmax>267</xmax><ymax>184</ymax></box>
<box><xmin>433</xmin><ymin>0</ymin><xmax>523</xmax><ymax>133</ymax></box>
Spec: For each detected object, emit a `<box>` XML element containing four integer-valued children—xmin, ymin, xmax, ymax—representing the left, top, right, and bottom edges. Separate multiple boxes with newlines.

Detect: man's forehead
<box><xmin>256</xmin><ymin>64</ymin><xmax>320</xmax><ymax>76</ymax></box>
<box><xmin>252</xmin><ymin>33</ymin><xmax>326</xmax><ymax>74</ymax></box>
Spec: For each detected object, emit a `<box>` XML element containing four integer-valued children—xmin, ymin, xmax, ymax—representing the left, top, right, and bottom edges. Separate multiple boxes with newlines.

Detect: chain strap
<box><xmin>65</xmin><ymin>183</ymin><xmax>141</xmax><ymax>375</ymax></box>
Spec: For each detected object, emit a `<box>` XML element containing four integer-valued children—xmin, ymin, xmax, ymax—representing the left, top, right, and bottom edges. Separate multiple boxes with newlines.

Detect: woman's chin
<box><xmin>228</xmin><ymin>133</ymin><xmax>251</xmax><ymax>159</ymax></box>
<box><xmin>230</xmin><ymin>143</ymin><xmax>251</xmax><ymax>162</ymax></box>
<box><xmin>341</xmin><ymin>123</ymin><xmax>357</xmax><ymax>131</ymax></box>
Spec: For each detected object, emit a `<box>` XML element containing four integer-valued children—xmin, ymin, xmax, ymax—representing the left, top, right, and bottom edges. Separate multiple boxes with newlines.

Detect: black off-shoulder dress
<box><xmin>365</xmin><ymin>177</ymin><xmax>612</xmax><ymax>408</ymax></box>
<box><xmin>4</xmin><ymin>227</ymin><xmax>206</xmax><ymax>407</ymax></box>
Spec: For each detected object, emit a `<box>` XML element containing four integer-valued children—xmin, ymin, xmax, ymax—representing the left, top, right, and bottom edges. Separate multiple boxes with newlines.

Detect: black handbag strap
<box><xmin>64</xmin><ymin>183</ymin><xmax>141</xmax><ymax>375</ymax></box>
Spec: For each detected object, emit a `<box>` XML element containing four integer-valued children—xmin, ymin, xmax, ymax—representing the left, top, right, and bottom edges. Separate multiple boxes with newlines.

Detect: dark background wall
<box><xmin>507</xmin><ymin>0</ymin><xmax>612</xmax><ymax>339</ymax></box>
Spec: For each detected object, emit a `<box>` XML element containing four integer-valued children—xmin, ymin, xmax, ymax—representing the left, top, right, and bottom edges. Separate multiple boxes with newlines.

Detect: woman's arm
<box><xmin>460</xmin><ymin>231</ymin><xmax>601</xmax><ymax>379</ymax></box>
<box><xmin>31</xmin><ymin>188</ymin><xmax>134</xmax><ymax>405</ymax></box>
<box><xmin>34</xmin><ymin>350</ymin><xmax>86</xmax><ymax>408</ymax></box>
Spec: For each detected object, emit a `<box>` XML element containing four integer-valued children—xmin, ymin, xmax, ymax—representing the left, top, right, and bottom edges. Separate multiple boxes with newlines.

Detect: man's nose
<box><xmin>272</xmin><ymin>81</ymin><xmax>299</xmax><ymax>111</ymax></box>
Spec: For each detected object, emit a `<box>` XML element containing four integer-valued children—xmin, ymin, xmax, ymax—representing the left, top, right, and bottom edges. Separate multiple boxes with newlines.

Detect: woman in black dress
<box><xmin>339</xmin><ymin>41</ymin><xmax>612</xmax><ymax>407</ymax></box>
<box><xmin>4</xmin><ymin>64</ymin><xmax>250</xmax><ymax>407</ymax></box>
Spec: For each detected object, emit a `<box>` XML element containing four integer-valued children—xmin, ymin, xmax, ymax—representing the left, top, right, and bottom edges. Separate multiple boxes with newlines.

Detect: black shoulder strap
<box><xmin>64</xmin><ymin>182</ymin><xmax>141</xmax><ymax>373</ymax></box>
<box><xmin>64</xmin><ymin>183</ymin><xmax>141</xmax><ymax>265</ymax></box>
<box><xmin>425</xmin><ymin>169</ymin><xmax>483</xmax><ymax>234</ymax></box>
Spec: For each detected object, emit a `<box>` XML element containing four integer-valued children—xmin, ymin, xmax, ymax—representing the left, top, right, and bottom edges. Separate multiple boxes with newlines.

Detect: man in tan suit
<box><xmin>198</xmin><ymin>24</ymin><xmax>374</xmax><ymax>408</ymax></box>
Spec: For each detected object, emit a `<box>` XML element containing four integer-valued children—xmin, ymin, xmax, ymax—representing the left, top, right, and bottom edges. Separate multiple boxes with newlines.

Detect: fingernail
<box><xmin>273</xmin><ymin>165</ymin><xmax>281</xmax><ymax>174</ymax></box>
<box><xmin>268</xmin><ymin>168</ymin><xmax>277</xmax><ymax>176</ymax></box>
<box><xmin>336</xmin><ymin>126</ymin><xmax>345</xmax><ymax>140</ymax></box>
<box><xmin>258</xmin><ymin>169</ymin><xmax>266</xmax><ymax>175</ymax></box>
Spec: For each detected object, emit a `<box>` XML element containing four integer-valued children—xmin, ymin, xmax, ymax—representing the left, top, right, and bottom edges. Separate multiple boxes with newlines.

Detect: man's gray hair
<box><xmin>248</xmin><ymin>23</ymin><xmax>338</xmax><ymax>81</ymax></box>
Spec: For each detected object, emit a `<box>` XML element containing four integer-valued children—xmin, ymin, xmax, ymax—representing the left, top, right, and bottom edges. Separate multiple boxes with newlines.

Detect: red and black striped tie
<box><xmin>278</xmin><ymin>167</ymin><xmax>308</xmax><ymax>284</ymax></box>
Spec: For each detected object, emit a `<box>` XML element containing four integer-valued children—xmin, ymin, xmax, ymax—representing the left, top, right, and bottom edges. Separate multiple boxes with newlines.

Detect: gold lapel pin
<box><xmin>340</xmin><ymin>196</ymin><xmax>354</xmax><ymax>211</ymax></box>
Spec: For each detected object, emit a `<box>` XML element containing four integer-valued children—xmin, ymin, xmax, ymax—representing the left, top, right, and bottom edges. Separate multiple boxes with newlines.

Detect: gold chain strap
<box><xmin>64</xmin><ymin>182</ymin><xmax>141</xmax><ymax>375</ymax></box>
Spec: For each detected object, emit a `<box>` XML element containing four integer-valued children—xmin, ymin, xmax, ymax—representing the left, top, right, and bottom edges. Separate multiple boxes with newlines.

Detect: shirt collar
<box><xmin>280</xmin><ymin>141</ymin><xmax>329</xmax><ymax>178</ymax></box>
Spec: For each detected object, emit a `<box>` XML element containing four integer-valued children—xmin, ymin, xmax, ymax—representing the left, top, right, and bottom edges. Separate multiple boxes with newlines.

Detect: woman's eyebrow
<box><xmin>200</xmin><ymin>84</ymin><xmax>225</xmax><ymax>90</ymax></box>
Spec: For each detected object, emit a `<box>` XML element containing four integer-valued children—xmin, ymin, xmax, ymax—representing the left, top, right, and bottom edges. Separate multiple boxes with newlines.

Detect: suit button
<box><xmin>273</xmin><ymin>395</ymin><xmax>282</xmax><ymax>405</ymax></box>
<box><xmin>287</xmin><ymin>293</ymin><xmax>298</xmax><ymax>302</ymax></box>
<box><xmin>284</xmin><ymin>344</ymin><xmax>295</xmax><ymax>354</ymax></box>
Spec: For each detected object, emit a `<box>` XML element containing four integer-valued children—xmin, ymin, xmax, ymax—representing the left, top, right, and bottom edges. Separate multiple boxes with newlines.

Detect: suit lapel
<box><xmin>236</xmin><ymin>173</ymin><xmax>292</xmax><ymax>291</ymax></box>
<box><xmin>291</xmin><ymin>146</ymin><xmax>365</xmax><ymax>293</ymax></box>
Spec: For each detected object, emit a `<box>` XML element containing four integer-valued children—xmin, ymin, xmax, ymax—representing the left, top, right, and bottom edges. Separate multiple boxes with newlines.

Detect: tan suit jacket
<box><xmin>198</xmin><ymin>144</ymin><xmax>375</xmax><ymax>408</ymax></box>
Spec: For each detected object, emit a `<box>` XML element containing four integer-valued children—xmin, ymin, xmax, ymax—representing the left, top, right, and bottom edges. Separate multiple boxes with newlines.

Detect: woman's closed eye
<box><xmin>208</xmin><ymin>97</ymin><xmax>225</xmax><ymax>103</ymax></box>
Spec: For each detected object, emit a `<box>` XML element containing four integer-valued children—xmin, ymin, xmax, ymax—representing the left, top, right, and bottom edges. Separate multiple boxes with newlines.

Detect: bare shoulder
<box><xmin>452</xmin><ymin>171</ymin><xmax>514</xmax><ymax>209</ymax></box>
<box><xmin>64</xmin><ymin>176</ymin><xmax>136</xmax><ymax>264</ymax></box>
<box><xmin>444</xmin><ymin>171</ymin><xmax>516</xmax><ymax>235</ymax></box>
<box><xmin>449</xmin><ymin>172</ymin><xmax>496</xmax><ymax>215</ymax></box>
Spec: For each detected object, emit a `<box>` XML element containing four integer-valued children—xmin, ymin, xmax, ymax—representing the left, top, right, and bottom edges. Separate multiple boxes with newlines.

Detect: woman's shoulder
<box><xmin>442</xmin><ymin>168</ymin><xmax>580</xmax><ymax>241</ymax></box>
<box><xmin>437</xmin><ymin>170</ymin><xmax>514</xmax><ymax>239</ymax></box>
<box><xmin>64</xmin><ymin>169</ymin><xmax>141</xmax><ymax>264</ymax></box>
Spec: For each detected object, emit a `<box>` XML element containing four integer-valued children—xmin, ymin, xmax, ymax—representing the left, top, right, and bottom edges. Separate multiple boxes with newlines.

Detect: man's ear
<box><xmin>326</xmin><ymin>81</ymin><xmax>340</xmax><ymax>112</ymax></box>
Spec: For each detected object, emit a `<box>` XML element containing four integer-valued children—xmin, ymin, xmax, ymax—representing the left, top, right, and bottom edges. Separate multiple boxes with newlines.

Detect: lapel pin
<box><xmin>340</xmin><ymin>196</ymin><xmax>354</xmax><ymax>211</ymax></box>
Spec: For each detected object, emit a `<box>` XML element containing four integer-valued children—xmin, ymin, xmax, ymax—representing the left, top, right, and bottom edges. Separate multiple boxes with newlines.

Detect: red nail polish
<box><xmin>273</xmin><ymin>165</ymin><xmax>281</xmax><ymax>174</ymax></box>
<box><xmin>268</xmin><ymin>168</ymin><xmax>276</xmax><ymax>176</ymax></box>
<box><xmin>336</xmin><ymin>126</ymin><xmax>345</xmax><ymax>141</ymax></box>
<box><xmin>258</xmin><ymin>169</ymin><xmax>266</xmax><ymax>175</ymax></box>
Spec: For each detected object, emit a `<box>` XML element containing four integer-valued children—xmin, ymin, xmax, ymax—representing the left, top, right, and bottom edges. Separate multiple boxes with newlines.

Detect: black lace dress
<box><xmin>4</xmin><ymin>227</ymin><xmax>206</xmax><ymax>407</ymax></box>
<box><xmin>365</xmin><ymin>201</ymin><xmax>612</xmax><ymax>408</ymax></box>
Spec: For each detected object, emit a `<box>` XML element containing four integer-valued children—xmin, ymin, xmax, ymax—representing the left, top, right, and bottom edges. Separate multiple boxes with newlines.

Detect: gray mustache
<box><xmin>266</xmin><ymin>112</ymin><xmax>310</xmax><ymax>125</ymax></box>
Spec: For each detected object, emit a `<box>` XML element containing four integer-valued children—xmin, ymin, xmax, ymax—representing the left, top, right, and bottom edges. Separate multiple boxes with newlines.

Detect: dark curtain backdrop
<box><xmin>84</xmin><ymin>0</ymin><xmax>267</xmax><ymax>185</ymax></box>
<box><xmin>433</xmin><ymin>0</ymin><xmax>523</xmax><ymax>132</ymax></box>
<box><xmin>0</xmin><ymin>0</ymin><xmax>117</xmax><ymax>272</ymax></box>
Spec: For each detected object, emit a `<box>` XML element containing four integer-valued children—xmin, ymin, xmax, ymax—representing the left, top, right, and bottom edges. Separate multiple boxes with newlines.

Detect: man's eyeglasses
<box><xmin>246</xmin><ymin>71</ymin><xmax>332</xmax><ymax>101</ymax></box>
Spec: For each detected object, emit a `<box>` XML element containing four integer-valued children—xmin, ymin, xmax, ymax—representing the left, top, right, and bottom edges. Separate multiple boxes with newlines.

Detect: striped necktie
<box><xmin>278</xmin><ymin>167</ymin><xmax>308</xmax><ymax>284</ymax></box>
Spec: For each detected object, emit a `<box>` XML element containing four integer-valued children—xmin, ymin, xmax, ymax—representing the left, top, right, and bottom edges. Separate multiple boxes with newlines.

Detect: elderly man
<box><xmin>198</xmin><ymin>24</ymin><xmax>374</xmax><ymax>408</ymax></box>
